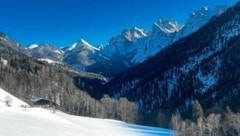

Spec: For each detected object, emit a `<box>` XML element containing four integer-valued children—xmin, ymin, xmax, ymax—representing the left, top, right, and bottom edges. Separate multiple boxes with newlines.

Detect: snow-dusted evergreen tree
<box><xmin>192</xmin><ymin>100</ymin><xmax>204</xmax><ymax>123</ymax></box>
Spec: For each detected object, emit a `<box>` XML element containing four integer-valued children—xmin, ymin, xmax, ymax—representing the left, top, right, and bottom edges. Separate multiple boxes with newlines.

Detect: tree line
<box><xmin>171</xmin><ymin>100</ymin><xmax>240</xmax><ymax>136</ymax></box>
<box><xmin>0</xmin><ymin>44</ymin><xmax>141</xmax><ymax>124</ymax></box>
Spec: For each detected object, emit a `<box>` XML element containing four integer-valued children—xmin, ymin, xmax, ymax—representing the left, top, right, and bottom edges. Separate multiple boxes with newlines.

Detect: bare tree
<box><xmin>205</xmin><ymin>114</ymin><xmax>221</xmax><ymax>136</ymax></box>
<box><xmin>5</xmin><ymin>95</ymin><xmax>13</xmax><ymax>106</ymax></box>
<box><xmin>170</xmin><ymin>113</ymin><xmax>182</xmax><ymax>132</ymax></box>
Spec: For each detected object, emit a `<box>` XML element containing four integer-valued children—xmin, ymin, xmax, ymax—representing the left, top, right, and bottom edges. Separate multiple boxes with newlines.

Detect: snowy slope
<box><xmin>0</xmin><ymin>88</ymin><xmax>28</xmax><ymax>108</ymax></box>
<box><xmin>175</xmin><ymin>5</ymin><xmax>228</xmax><ymax>40</ymax></box>
<box><xmin>0</xmin><ymin>88</ymin><xmax>174</xmax><ymax>136</ymax></box>
<box><xmin>38</xmin><ymin>58</ymin><xmax>63</xmax><ymax>64</ymax></box>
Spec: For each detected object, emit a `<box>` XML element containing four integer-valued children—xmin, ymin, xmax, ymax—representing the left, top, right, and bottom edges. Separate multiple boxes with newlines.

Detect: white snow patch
<box><xmin>80</xmin><ymin>39</ymin><xmax>100</xmax><ymax>51</ymax></box>
<box><xmin>0</xmin><ymin>37</ymin><xmax>8</xmax><ymax>42</ymax></box>
<box><xmin>180</xmin><ymin>55</ymin><xmax>205</xmax><ymax>73</ymax></box>
<box><xmin>154</xmin><ymin>19</ymin><xmax>181</xmax><ymax>33</ymax></box>
<box><xmin>204</xmin><ymin>6</ymin><xmax>209</xmax><ymax>11</ymax></box>
<box><xmin>197</xmin><ymin>70</ymin><xmax>217</xmax><ymax>93</ymax></box>
<box><xmin>54</xmin><ymin>50</ymin><xmax>64</xmax><ymax>54</ymax></box>
<box><xmin>0</xmin><ymin>58</ymin><xmax>8</xmax><ymax>66</ymax></box>
<box><xmin>38</xmin><ymin>58</ymin><xmax>62</xmax><ymax>64</ymax></box>
<box><xmin>133</xmin><ymin>27</ymin><xmax>148</xmax><ymax>37</ymax></box>
<box><xmin>196</xmin><ymin>57</ymin><xmax>222</xmax><ymax>93</ymax></box>
<box><xmin>68</xmin><ymin>42</ymin><xmax>78</xmax><ymax>51</ymax></box>
<box><xmin>222</xmin><ymin>19</ymin><xmax>240</xmax><ymax>41</ymax></box>
<box><xmin>68</xmin><ymin>39</ymin><xmax>100</xmax><ymax>51</ymax></box>
<box><xmin>0</xmin><ymin>88</ymin><xmax>28</xmax><ymax>108</ymax></box>
<box><xmin>28</xmin><ymin>44</ymin><xmax>39</xmax><ymax>49</ymax></box>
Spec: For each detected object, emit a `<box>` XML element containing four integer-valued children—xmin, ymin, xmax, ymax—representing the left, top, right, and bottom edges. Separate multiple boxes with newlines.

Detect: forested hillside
<box><xmin>104</xmin><ymin>2</ymin><xmax>240</xmax><ymax>126</ymax></box>
<box><xmin>0</xmin><ymin>35</ymin><xmax>140</xmax><ymax>124</ymax></box>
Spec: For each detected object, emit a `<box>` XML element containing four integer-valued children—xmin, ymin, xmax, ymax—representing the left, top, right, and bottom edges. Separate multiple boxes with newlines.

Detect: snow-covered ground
<box><xmin>0</xmin><ymin>88</ymin><xmax>174</xmax><ymax>136</ymax></box>
<box><xmin>38</xmin><ymin>58</ymin><xmax>63</xmax><ymax>64</ymax></box>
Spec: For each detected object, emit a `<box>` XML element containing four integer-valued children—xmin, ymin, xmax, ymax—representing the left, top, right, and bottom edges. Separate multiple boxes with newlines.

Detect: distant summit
<box><xmin>153</xmin><ymin>19</ymin><xmax>181</xmax><ymax>33</ymax></box>
<box><xmin>176</xmin><ymin>5</ymin><xmax>228</xmax><ymax>39</ymax></box>
<box><xmin>2</xmin><ymin>5</ymin><xmax>229</xmax><ymax>77</ymax></box>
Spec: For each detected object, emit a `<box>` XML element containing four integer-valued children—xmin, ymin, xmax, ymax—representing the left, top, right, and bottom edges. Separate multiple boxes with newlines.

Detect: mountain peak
<box><xmin>153</xmin><ymin>19</ymin><xmax>181</xmax><ymax>33</ymax></box>
<box><xmin>28</xmin><ymin>44</ymin><xmax>39</xmax><ymax>49</ymax></box>
<box><xmin>131</xmin><ymin>27</ymin><xmax>148</xmax><ymax>37</ymax></box>
<box><xmin>109</xmin><ymin>27</ymin><xmax>147</xmax><ymax>46</ymax></box>
<box><xmin>122</xmin><ymin>27</ymin><xmax>148</xmax><ymax>38</ymax></box>
<box><xmin>178</xmin><ymin>5</ymin><xmax>229</xmax><ymax>39</ymax></box>
<box><xmin>66</xmin><ymin>39</ymin><xmax>99</xmax><ymax>52</ymax></box>
<box><xmin>191</xmin><ymin>5</ymin><xmax>228</xmax><ymax>18</ymax></box>
<box><xmin>79</xmin><ymin>39</ymin><xmax>90</xmax><ymax>45</ymax></box>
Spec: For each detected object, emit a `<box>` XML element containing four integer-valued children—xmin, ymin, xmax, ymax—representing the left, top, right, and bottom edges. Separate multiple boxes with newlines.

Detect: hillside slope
<box><xmin>0</xmin><ymin>88</ymin><xmax>174</xmax><ymax>136</ymax></box>
<box><xmin>0</xmin><ymin>32</ymin><xmax>142</xmax><ymax>125</ymax></box>
<box><xmin>104</xmin><ymin>2</ymin><xmax>240</xmax><ymax>115</ymax></box>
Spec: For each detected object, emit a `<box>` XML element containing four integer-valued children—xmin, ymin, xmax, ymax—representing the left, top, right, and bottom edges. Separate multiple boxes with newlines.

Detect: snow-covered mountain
<box><xmin>134</xmin><ymin>6</ymin><xmax>228</xmax><ymax>64</ymax></box>
<box><xmin>26</xmin><ymin>44</ymin><xmax>64</xmax><ymax>61</ymax></box>
<box><xmin>133</xmin><ymin>19</ymin><xmax>181</xmax><ymax>63</ymax></box>
<box><xmin>104</xmin><ymin>2</ymin><xmax>240</xmax><ymax>114</ymax></box>
<box><xmin>103</xmin><ymin>27</ymin><xmax>148</xmax><ymax>58</ymax></box>
<box><xmin>0</xmin><ymin>87</ymin><xmax>174</xmax><ymax>136</ymax></box>
<box><xmin>9</xmin><ymin>5</ymin><xmax>228</xmax><ymax>77</ymax></box>
<box><xmin>76</xmin><ymin>5</ymin><xmax>228</xmax><ymax>76</ymax></box>
<box><xmin>0</xmin><ymin>31</ymin><xmax>23</xmax><ymax>51</ymax></box>
<box><xmin>62</xmin><ymin>39</ymin><xmax>109</xmax><ymax>70</ymax></box>
<box><xmin>63</xmin><ymin>39</ymin><xmax>101</xmax><ymax>52</ymax></box>
<box><xmin>98</xmin><ymin>27</ymin><xmax>149</xmax><ymax>75</ymax></box>
<box><xmin>175</xmin><ymin>5</ymin><xmax>228</xmax><ymax>40</ymax></box>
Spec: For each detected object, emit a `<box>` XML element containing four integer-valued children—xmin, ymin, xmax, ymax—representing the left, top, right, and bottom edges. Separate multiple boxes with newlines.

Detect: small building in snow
<box><xmin>32</xmin><ymin>98</ymin><xmax>60</xmax><ymax>109</ymax></box>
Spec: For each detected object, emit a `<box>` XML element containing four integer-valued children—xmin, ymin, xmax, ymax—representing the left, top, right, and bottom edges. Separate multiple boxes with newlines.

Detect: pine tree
<box><xmin>192</xmin><ymin>100</ymin><xmax>204</xmax><ymax>123</ymax></box>
<box><xmin>225</xmin><ymin>105</ymin><xmax>232</xmax><ymax>114</ymax></box>
<box><xmin>222</xmin><ymin>105</ymin><xmax>232</xmax><ymax>122</ymax></box>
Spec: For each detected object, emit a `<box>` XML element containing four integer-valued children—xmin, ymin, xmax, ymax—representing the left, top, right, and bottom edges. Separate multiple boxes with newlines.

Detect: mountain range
<box><xmin>1</xmin><ymin>2</ymin><xmax>240</xmax><ymax>128</ymax></box>
<box><xmin>104</xmin><ymin>2</ymin><xmax>240</xmax><ymax>116</ymax></box>
<box><xmin>19</xmin><ymin>5</ymin><xmax>228</xmax><ymax>77</ymax></box>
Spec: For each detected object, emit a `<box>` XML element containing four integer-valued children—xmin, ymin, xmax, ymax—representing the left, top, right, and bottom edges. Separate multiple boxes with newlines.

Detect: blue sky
<box><xmin>0</xmin><ymin>0</ymin><xmax>237</xmax><ymax>47</ymax></box>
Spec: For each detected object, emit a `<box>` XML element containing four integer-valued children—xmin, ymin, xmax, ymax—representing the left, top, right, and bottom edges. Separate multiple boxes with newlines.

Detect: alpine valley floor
<box><xmin>0</xmin><ymin>88</ymin><xmax>174</xmax><ymax>136</ymax></box>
